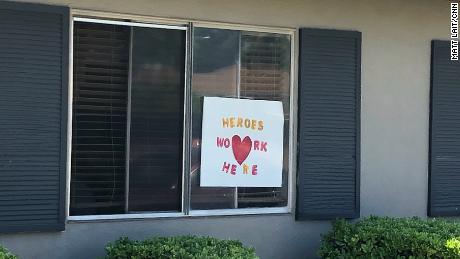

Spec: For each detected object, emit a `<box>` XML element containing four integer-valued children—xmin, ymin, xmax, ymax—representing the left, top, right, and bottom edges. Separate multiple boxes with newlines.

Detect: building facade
<box><xmin>0</xmin><ymin>0</ymin><xmax>458</xmax><ymax>258</ymax></box>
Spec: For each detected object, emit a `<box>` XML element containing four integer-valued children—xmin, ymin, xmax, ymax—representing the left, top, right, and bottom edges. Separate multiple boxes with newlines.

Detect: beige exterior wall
<box><xmin>0</xmin><ymin>0</ymin><xmax>452</xmax><ymax>258</ymax></box>
<box><xmin>20</xmin><ymin>0</ymin><xmax>446</xmax><ymax>217</ymax></box>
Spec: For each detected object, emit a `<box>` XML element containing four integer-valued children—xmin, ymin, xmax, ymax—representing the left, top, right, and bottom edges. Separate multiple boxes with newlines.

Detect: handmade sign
<box><xmin>200</xmin><ymin>97</ymin><xmax>284</xmax><ymax>187</ymax></box>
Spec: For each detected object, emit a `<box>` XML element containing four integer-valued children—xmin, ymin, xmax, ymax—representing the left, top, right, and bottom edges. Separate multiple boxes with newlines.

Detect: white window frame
<box><xmin>66</xmin><ymin>9</ymin><xmax>297</xmax><ymax>221</ymax></box>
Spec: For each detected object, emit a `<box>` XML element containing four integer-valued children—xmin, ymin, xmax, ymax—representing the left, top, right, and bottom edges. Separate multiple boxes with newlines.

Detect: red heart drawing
<box><xmin>232</xmin><ymin>135</ymin><xmax>252</xmax><ymax>165</ymax></box>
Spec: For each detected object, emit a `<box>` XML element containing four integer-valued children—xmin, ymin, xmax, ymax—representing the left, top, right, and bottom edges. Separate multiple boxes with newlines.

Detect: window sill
<box><xmin>67</xmin><ymin>207</ymin><xmax>291</xmax><ymax>222</ymax></box>
<box><xmin>189</xmin><ymin>207</ymin><xmax>290</xmax><ymax>217</ymax></box>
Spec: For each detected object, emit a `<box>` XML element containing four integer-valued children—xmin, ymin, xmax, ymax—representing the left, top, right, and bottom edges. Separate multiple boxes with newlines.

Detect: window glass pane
<box><xmin>71</xmin><ymin>22</ymin><xmax>185</xmax><ymax>216</ymax></box>
<box><xmin>128</xmin><ymin>27</ymin><xmax>185</xmax><ymax>212</ymax></box>
<box><xmin>190</xmin><ymin>28</ymin><xmax>239</xmax><ymax>209</ymax></box>
<box><xmin>237</xmin><ymin>32</ymin><xmax>291</xmax><ymax>208</ymax></box>
<box><xmin>71</xmin><ymin>22</ymin><xmax>130</xmax><ymax>215</ymax></box>
<box><xmin>190</xmin><ymin>29</ymin><xmax>291</xmax><ymax>210</ymax></box>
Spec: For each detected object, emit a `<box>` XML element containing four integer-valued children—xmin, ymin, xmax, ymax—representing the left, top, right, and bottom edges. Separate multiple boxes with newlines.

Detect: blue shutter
<box><xmin>0</xmin><ymin>1</ymin><xmax>69</xmax><ymax>232</ymax></box>
<box><xmin>429</xmin><ymin>40</ymin><xmax>460</xmax><ymax>217</ymax></box>
<box><xmin>296</xmin><ymin>28</ymin><xmax>361</xmax><ymax>220</ymax></box>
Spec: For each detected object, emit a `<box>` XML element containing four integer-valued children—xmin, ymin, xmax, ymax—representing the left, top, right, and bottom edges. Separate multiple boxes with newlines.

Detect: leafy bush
<box><xmin>0</xmin><ymin>245</ymin><xmax>17</xmax><ymax>259</ymax></box>
<box><xmin>319</xmin><ymin>216</ymin><xmax>460</xmax><ymax>259</ymax></box>
<box><xmin>104</xmin><ymin>235</ymin><xmax>258</xmax><ymax>259</ymax></box>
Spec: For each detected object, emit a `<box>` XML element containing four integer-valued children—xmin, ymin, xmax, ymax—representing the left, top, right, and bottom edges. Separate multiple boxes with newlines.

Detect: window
<box><xmin>69</xmin><ymin>17</ymin><xmax>293</xmax><ymax>218</ymax></box>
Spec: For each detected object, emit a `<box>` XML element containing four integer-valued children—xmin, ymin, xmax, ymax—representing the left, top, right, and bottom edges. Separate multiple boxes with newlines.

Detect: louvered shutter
<box><xmin>70</xmin><ymin>22</ymin><xmax>129</xmax><ymax>215</ymax></box>
<box><xmin>429</xmin><ymin>40</ymin><xmax>460</xmax><ymax>217</ymax></box>
<box><xmin>0</xmin><ymin>1</ymin><xmax>69</xmax><ymax>232</ymax></box>
<box><xmin>296</xmin><ymin>28</ymin><xmax>361</xmax><ymax>220</ymax></box>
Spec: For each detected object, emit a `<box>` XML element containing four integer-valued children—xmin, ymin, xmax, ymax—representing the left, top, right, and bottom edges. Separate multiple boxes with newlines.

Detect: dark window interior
<box><xmin>71</xmin><ymin>22</ymin><xmax>185</xmax><ymax>215</ymax></box>
<box><xmin>128</xmin><ymin>27</ymin><xmax>185</xmax><ymax>212</ymax></box>
<box><xmin>71</xmin><ymin>22</ymin><xmax>130</xmax><ymax>215</ymax></box>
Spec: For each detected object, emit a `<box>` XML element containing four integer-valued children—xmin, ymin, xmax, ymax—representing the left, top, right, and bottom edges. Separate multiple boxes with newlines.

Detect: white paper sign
<box><xmin>200</xmin><ymin>97</ymin><xmax>284</xmax><ymax>187</ymax></box>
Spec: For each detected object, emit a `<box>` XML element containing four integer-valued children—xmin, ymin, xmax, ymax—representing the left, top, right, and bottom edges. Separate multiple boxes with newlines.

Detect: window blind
<box><xmin>71</xmin><ymin>22</ymin><xmax>129</xmax><ymax>215</ymax></box>
<box><xmin>238</xmin><ymin>32</ymin><xmax>290</xmax><ymax>208</ymax></box>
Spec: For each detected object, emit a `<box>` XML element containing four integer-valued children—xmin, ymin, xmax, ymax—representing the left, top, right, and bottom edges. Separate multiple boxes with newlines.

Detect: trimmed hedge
<box><xmin>104</xmin><ymin>235</ymin><xmax>258</xmax><ymax>259</ymax></box>
<box><xmin>319</xmin><ymin>216</ymin><xmax>460</xmax><ymax>259</ymax></box>
<box><xmin>0</xmin><ymin>245</ymin><xmax>17</xmax><ymax>259</ymax></box>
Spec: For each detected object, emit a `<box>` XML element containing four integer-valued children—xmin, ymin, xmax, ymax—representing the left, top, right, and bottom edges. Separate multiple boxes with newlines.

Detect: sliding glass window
<box><xmin>70</xmin><ymin>18</ymin><xmax>292</xmax><ymax>217</ymax></box>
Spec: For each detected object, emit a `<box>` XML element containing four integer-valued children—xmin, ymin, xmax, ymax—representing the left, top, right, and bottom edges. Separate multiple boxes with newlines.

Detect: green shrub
<box><xmin>104</xmin><ymin>235</ymin><xmax>258</xmax><ymax>259</ymax></box>
<box><xmin>319</xmin><ymin>216</ymin><xmax>460</xmax><ymax>259</ymax></box>
<box><xmin>0</xmin><ymin>245</ymin><xmax>17</xmax><ymax>259</ymax></box>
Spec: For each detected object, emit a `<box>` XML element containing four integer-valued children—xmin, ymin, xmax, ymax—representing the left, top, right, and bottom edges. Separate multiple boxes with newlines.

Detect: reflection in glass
<box><xmin>129</xmin><ymin>27</ymin><xmax>185</xmax><ymax>212</ymax></box>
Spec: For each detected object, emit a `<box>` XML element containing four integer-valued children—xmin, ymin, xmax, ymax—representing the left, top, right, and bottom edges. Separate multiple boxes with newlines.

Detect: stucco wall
<box><xmin>0</xmin><ymin>0</ymin><xmax>451</xmax><ymax>258</ymax></box>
